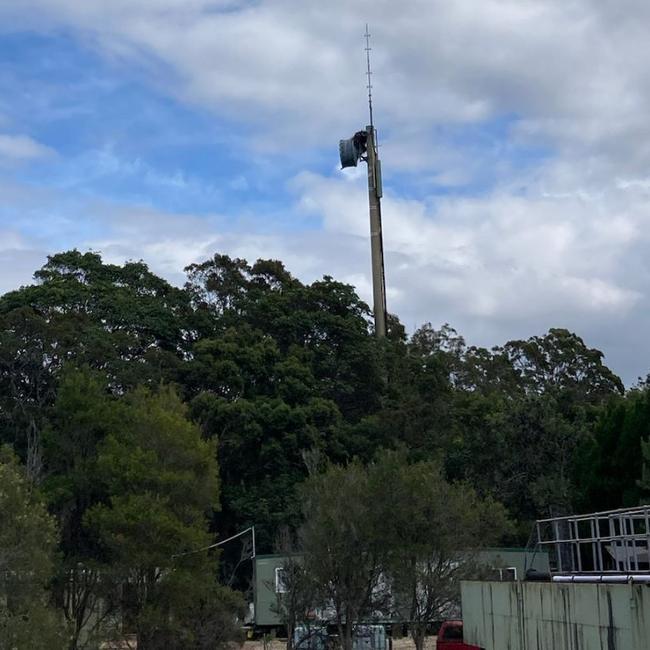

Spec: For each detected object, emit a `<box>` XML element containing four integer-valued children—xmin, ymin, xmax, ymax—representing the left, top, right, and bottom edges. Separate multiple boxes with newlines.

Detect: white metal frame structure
<box><xmin>536</xmin><ymin>505</ymin><xmax>650</xmax><ymax>577</ymax></box>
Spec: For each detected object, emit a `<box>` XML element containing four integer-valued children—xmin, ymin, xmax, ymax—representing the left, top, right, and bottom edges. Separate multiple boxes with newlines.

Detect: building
<box><xmin>251</xmin><ymin>548</ymin><xmax>548</xmax><ymax>633</ymax></box>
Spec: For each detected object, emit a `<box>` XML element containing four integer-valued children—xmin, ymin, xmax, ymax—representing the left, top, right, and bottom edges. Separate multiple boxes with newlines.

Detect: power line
<box><xmin>171</xmin><ymin>526</ymin><xmax>255</xmax><ymax>559</ymax></box>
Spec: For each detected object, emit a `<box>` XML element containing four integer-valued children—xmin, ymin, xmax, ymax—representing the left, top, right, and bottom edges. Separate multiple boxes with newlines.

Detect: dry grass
<box><xmin>391</xmin><ymin>636</ymin><xmax>437</xmax><ymax>650</ymax></box>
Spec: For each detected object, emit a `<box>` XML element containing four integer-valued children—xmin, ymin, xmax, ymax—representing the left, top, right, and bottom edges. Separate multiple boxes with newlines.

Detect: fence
<box><xmin>536</xmin><ymin>505</ymin><xmax>650</xmax><ymax>576</ymax></box>
<box><xmin>460</xmin><ymin>580</ymin><xmax>650</xmax><ymax>650</ymax></box>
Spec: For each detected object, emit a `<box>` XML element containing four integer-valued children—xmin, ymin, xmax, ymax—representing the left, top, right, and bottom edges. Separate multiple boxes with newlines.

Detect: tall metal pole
<box><xmin>364</xmin><ymin>25</ymin><xmax>388</xmax><ymax>338</ymax></box>
<box><xmin>365</xmin><ymin>125</ymin><xmax>387</xmax><ymax>337</ymax></box>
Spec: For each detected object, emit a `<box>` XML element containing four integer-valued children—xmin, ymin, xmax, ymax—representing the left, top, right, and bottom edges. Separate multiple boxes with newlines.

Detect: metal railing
<box><xmin>536</xmin><ymin>505</ymin><xmax>650</xmax><ymax>576</ymax></box>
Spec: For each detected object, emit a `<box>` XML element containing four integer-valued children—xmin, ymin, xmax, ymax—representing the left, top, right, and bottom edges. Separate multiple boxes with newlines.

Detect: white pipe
<box><xmin>552</xmin><ymin>574</ymin><xmax>650</xmax><ymax>583</ymax></box>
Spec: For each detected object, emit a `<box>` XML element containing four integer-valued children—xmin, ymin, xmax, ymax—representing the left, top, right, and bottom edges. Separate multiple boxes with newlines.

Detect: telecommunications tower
<box><xmin>338</xmin><ymin>25</ymin><xmax>388</xmax><ymax>338</ymax></box>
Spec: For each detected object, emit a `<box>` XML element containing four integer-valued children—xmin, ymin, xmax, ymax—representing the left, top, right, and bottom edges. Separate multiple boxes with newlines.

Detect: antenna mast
<box><xmin>363</xmin><ymin>26</ymin><xmax>387</xmax><ymax>337</ymax></box>
<box><xmin>365</xmin><ymin>24</ymin><xmax>374</xmax><ymax>129</ymax></box>
<box><xmin>337</xmin><ymin>26</ymin><xmax>388</xmax><ymax>338</ymax></box>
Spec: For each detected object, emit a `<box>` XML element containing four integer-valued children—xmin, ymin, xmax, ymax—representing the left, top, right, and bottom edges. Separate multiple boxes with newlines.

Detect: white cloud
<box><xmin>2</xmin><ymin>0</ymin><xmax>649</xmax><ymax>166</ymax></box>
<box><xmin>4</xmin><ymin>1</ymin><xmax>650</xmax><ymax>383</ymax></box>
<box><xmin>284</xmin><ymin>165</ymin><xmax>650</xmax><ymax>384</ymax></box>
<box><xmin>0</xmin><ymin>134</ymin><xmax>54</xmax><ymax>162</ymax></box>
<box><xmin>290</xmin><ymin>171</ymin><xmax>647</xmax><ymax>321</ymax></box>
<box><xmin>2</xmin><ymin>175</ymin><xmax>650</xmax><ymax>383</ymax></box>
<box><xmin>0</xmin><ymin>228</ymin><xmax>49</xmax><ymax>294</ymax></box>
<box><xmin>0</xmin><ymin>230</ymin><xmax>30</xmax><ymax>252</ymax></box>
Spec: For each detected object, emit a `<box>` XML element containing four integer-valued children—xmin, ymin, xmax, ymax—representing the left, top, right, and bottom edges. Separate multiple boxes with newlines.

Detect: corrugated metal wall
<box><xmin>461</xmin><ymin>580</ymin><xmax>650</xmax><ymax>650</ymax></box>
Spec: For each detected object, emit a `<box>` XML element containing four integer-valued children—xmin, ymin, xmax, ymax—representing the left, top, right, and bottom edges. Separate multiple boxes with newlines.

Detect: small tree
<box><xmin>299</xmin><ymin>453</ymin><xmax>510</xmax><ymax>650</ymax></box>
<box><xmin>299</xmin><ymin>462</ymin><xmax>389</xmax><ymax>650</ymax></box>
<box><xmin>371</xmin><ymin>451</ymin><xmax>510</xmax><ymax>650</ymax></box>
<box><xmin>0</xmin><ymin>447</ymin><xmax>66</xmax><ymax>649</ymax></box>
<box><xmin>271</xmin><ymin>528</ymin><xmax>320</xmax><ymax>650</ymax></box>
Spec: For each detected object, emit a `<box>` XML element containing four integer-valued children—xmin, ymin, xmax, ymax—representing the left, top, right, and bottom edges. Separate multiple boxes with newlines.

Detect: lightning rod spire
<box><xmin>364</xmin><ymin>24</ymin><xmax>374</xmax><ymax>129</ymax></box>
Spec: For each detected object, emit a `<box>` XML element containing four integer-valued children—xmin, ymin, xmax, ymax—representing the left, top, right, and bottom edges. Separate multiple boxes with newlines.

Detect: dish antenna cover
<box><xmin>339</xmin><ymin>130</ymin><xmax>368</xmax><ymax>168</ymax></box>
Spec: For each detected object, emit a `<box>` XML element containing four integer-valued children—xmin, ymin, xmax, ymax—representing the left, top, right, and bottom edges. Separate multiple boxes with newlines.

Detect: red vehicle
<box><xmin>436</xmin><ymin>620</ymin><xmax>483</xmax><ymax>650</ymax></box>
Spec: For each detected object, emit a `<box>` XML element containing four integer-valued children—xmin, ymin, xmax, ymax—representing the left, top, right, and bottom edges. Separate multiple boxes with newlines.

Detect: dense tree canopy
<box><xmin>0</xmin><ymin>249</ymin><xmax>641</xmax><ymax>645</ymax></box>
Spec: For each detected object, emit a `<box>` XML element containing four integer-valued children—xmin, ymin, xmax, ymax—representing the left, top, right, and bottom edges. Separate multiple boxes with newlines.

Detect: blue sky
<box><xmin>2</xmin><ymin>1</ymin><xmax>650</xmax><ymax>384</ymax></box>
<box><xmin>0</xmin><ymin>32</ymin><xmax>317</xmax><ymax>227</ymax></box>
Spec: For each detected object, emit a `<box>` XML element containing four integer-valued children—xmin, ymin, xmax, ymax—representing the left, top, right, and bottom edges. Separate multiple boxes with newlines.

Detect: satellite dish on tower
<box><xmin>339</xmin><ymin>131</ymin><xmax>368</xmax><ymax>168</ymax></box>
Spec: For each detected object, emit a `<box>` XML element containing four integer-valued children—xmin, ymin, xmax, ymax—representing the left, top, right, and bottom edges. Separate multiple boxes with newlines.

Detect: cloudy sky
<box><xmin>1</xmin><ymin>1</ymin><xmax>650</xmax><ymax>384</ymax></box>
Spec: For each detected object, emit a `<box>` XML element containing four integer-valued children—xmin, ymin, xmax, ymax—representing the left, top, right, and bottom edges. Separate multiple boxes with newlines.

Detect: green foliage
<box><xmin>84</xmin><ymin>385</ymin><xmax>222</xmax><ymax>647</ymax></box>
<box><xmin>0</xmin><ymin>251</ymin><xmax>192</xmax><ymax>481</ymax></box>
<box><xmin>44</xmin><ymin>368</ymin><xmax>112</xmax><ymax>553</ymax></box>
<box><xmin>500</xmin><ymin>328</ymin><xmax>623</xmax><ymax>400</ymax></box>
<box><xmin>370</xmin><ymin>450</ymin><xmax>510</xmax><ymax>650</ymax></box>
<box><xmin>406</xmin><ymin>325</ymin><xmax>625</xmax><ymax>527</ymax></box>
<box><xmin>185</xmin><ymin>324</ymin><xmax>347</xmax><ymax>549</ymax></box>
<box><xmin>182</xmin><ymin>254</ymin><xmax>386</xmax><ymax>550</ymax></box>
<box><xmin>185</xmin><ymin>255</ymin><xmax>384</xmax><ymax>419</ymax></box>
<box><xmin>299</xmin><ymin>453</ymin><xmax>510</xmax><ymax>650</ymax></box>
<box><xmin>0</xmin><ymin>249</ymin><xmax>640</xmax><ymax>646</ymax></box>
<box><xmin>0</xmin><ymin>447</ymin><xmax>66</xmax><ymax>649</ymax></box>
<box><xmin>300</xmin><ymin>461</ymin><xmax>385</xmax><ymax>650</ymax></box>
<box><xmin>0</xmin><ymin>251</ymin><xmax>192</xmax><ymax>383</ymax></box>
<box><xmin>40</xmin><ymin>367</ymin><xmax>123</xmax><ymax>647</ymax></box>
<box><xmin>85</xmin><ymin>388</ymin><xmax>218</xmax><ymax>568</ymax></box>
<box><xmin>578</xmin><ymin>386</ymin><xmax>650</xmax><ymax>510</ymax></box>
<box><xmin>40</xmin><ymin>368</ymin><xmax>241</xmax><ymax>648</ymax></box>
<box><xmin>640</xmin><ymin>438</ymin><xmax>650</xmax><ymax>497</ymax></box>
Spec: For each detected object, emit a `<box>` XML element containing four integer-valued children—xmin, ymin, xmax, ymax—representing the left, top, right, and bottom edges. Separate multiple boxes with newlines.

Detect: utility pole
<box><xmin>365</xmin><ymin>123</ymin><xmax>387</xmax><ymax>337</ymax></box>
<box><xmin>338</xmin><ymin>25</ymin><xmax>388</xmax><ymax>337</ymax></box>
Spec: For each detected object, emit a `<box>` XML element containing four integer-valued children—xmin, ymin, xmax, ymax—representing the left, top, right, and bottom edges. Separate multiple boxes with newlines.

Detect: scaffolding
<box><xmin>536</xmin><ymin>505</ymin><xmax>650</xmax><ymax>579</ymax></box>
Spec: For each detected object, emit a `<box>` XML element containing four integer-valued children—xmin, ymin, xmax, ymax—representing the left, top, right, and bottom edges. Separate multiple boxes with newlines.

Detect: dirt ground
<box><xmin>100</xmin><ymin>635</ymin><xmax>438</xmax><ymax>650</ymax></box>
<box><xmin>243</xmin><ymin>636</ymin><xmax>437</xmax><ymax>650</ymax></box>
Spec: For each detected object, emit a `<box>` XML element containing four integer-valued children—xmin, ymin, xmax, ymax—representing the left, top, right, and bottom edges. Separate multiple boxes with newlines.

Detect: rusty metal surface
<box><xmin>461</xmin><ymin>580</ymin><xmax>650</xmax><ymax>650</ymax></box>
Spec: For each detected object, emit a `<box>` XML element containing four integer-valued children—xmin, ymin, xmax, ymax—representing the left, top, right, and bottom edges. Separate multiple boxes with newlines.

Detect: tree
<box><xmin>0</xmin><ymin>251</ymin><xmax>193</xmax><ymax>480</ymax></box>
<box><xmin>186</xmin><ymin>324</ymin><xmax>345</xmax><ymax>551</ymax></box>
<box><xmin>1</xmin><ymin>251</ymin><xmax>392</xmax><ymax>554</ymax></box>
<box><xmin>40</xmin><ymin>369</ymin><xmax>243</xmax><ymax>649</ymax></box>
<box><xmin>0</xmin><ymin>251</ymin><xmax>192</xmax><ymax>387</ymax></box>
<box><xmin>578</xmin><ymin>386</ymin><xmax>650</xmax><ymax>511</ymax></box>
<box><xmin>365</xmin><ymin>324</ymin><xmax>454</xmax><ymax>460</ymax></box>
<box><xmin>501</xmin><ymin>328</ymin><xmax>623</xmax><ymax>401</ymax></box>
<box><xmin>182</xmin><ymin>254</ymin><xmax>392</xmax><ymax>554</ymax></box>
<box><xmin>299</xmin><ymin>462</ymin><xmax>388</xmax><ymax>650</ymax></box>
<box><xmin>638</xmin><ymin>434</ymin><xmax>650</xmax><ymax>498</ymax></box>
<box><xmin>0</xmin><ymin>249</ymin><xmax>635</xmax><ymax>618</ymax></box>
<box><xmin>370</xmin><ymin>451</ymin><xmax>510</xmax><ymax>650</ymax></box>
<box><xmin>298</xmin><ymin>454</ymin><xmax>510</xmax><ymax>650</ymax></box>
<box><xmin>84</xmin><ymin>385</ymin><xmax>240</xmax><ymax>649</ymax></box>
<box><xmin>0</xmin><ymin>308</ymin><xmax>64</xmax><ymax>479</ymax></box>
<box><xmin>271</xmin><ymin>528</ymin><xmax>320</xmax><ymax>650</ymax></box>
<box><xmin>42</xmin><ymin>367</ymin><xmax>120</xmax><ymax>648</ymax></box>
<box><xmin>184</xmin><ymin>254</ymin><xmax>385</xmax><ymax>421</ymax></box>
<box><xmin>429</xmin><ymin>326</ymin><xmax>624</xmax><ymax>528</ymax></box>
<box><xmin>0</xmin><ymin>447</ymin><xmax>66</xmax><ymax>649</ymax></box>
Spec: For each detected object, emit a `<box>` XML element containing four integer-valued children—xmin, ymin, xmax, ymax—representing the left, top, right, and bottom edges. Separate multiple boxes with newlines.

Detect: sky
<box><xmin>1</xmin><ymin>1</ymin><xmax>650</xmax><ymax>385</ymax></box>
